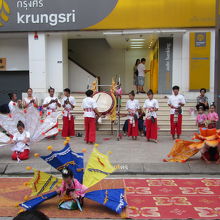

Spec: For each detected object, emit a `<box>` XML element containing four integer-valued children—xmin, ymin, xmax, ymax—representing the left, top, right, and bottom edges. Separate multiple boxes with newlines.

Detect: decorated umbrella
<box><xmin>41</xmin><ymin>143</ymin><xmax>84</xmax><ymax>183</ymax></box>
<box><xmin>19</xmin><ymin>144</ymin><xmax>127</xmax><ymax>215</ymax></box>
<box><xmin>20</xmin><ymin>191</ymin><xmax>58</xmax><ymax>210</ymax></box>
<box><xmin>83</xmin><ymin>147</ymin><xmax>116</xmax><ymax>188</ymax></box>
<box><xmin>85</xmin><ymin>188</ymin><xmax>127</xmax><ymax>214</ymax></box>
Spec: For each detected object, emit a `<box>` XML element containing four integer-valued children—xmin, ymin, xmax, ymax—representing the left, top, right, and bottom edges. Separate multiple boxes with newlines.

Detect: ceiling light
<box><xmin>130</xmin><ymin>39</ymin><xmax>145</xmax><ymax>42</ymax></box>
<box><xmin>130</xmin><ymin>46</ymin><xmax>144</xmax><ymax>49</ymax></box>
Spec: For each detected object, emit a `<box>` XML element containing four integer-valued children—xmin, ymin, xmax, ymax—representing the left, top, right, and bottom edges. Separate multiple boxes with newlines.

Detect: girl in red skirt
<box><xmin>126</xmin><ymin>91</ymin><xmax>140</xmax><ymax>140</ymax></box>
<box><xmin>143</xmin><ymin>90</ymin><xmax>159</xmax><ymax>143</ymax></box>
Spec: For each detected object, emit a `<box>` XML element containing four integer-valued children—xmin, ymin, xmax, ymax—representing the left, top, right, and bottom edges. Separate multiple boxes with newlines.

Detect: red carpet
<box><xmin>1</xmin><ymin>178</ymin><xmax>220</xmax><ymax>219</ymax></box>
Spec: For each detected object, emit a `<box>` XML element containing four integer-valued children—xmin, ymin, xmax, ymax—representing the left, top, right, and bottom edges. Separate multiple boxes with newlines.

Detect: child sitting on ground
<box><xmin>10</xmin><ymin>121</ymin><xmax>30</xmax><ymax>161</ymax></box>
<box><xmin>57</xmin><ymin>168</ymin><xmax>87</xmax><ymax>210</ymax></box>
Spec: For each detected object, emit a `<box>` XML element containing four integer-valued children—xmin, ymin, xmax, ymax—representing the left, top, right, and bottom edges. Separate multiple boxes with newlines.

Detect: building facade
<box><xmin>0</xmin><ymin>0</ymin><xmax>216</xmax><ymax>103</ymax></box>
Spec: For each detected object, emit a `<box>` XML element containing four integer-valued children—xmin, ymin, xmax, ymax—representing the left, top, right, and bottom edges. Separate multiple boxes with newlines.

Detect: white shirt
<box><xmin>23</xmin><ymin>96</ymin><xmax>37</xmax><ymax>108</ymax></box>
<box><xmin>168</xmin><ymin>94</ymin><xmax>186</xmax><ymax>114</ymax></box>
<box><xmin>43</xmin><ymin>96</ymin><xmax>60</xmax><ymax>113</ymax></box>
<box><xmin>143</xmin><ymin>99</ymin><xmax>159</xmax><ymax>119</ymax></box>
<box><xmin>12</xmin><ymin>131</ymin><xmax>30</xmax><ymax>152</ymax></box>
<box><xmin>8</xmin><ymin>101</ymin><xmax>17</xmax><ymax>112</ymax></box>
<box><xmin>61</xmin><ymin>96</ymin><xmax>76</xmax><ymax>117</ymax></box>
<box><xmin>82</xmin><ymin>97</ymin><xmax>98</xmax><ymax>118</ymax></box>
<box><xmin>126</xmin><ymin>99</ymin><xmax>140</xmax><ymax>119</ymax></box>
<box><xmin>137</xmin><ymin>63</ymin><xmax>146</xmax><ymax>77</ymax></box>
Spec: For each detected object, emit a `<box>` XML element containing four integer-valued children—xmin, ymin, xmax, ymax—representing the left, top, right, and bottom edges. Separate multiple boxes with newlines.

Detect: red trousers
<box><xmin>11</xmin><ymin>149</ymin><xmax>30</xmax><ymax>161</ymax></box>
<box><xmin>146</xmin><ymin>118</ymin><xmax>158</xmax><ymax>140</ymax></box>
<box><xmin>128</xmin><ymin>120</ymin><xmax>139</xmax><ymax>137</ymax></box>
<box><xmin>84</xmin><ymin>117</ymin><xmax>96</xmax><ymax>143</ymax></box>
<box><xmin>170</xmin><ymin>114</ymin><xmax>182</xmax><ymax>136</ymax></box>
<box><xmin>62</xmin><ymin>116</ymin><xmax>75</xmax><ymax>137</ymax></box>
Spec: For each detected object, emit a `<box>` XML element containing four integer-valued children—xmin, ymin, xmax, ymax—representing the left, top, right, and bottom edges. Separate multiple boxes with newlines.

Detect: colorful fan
<box><xmin>41</xmin><ymin>143</ymin><xmax>84</xmax><ymax>183</ymax></box>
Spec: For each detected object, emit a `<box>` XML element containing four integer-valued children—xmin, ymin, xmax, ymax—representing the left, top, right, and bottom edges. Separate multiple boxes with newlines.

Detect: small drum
<box><xmin>93</xmin><ymin>92</ymin><xmax>114</xmax><ymax>115</ymax></box>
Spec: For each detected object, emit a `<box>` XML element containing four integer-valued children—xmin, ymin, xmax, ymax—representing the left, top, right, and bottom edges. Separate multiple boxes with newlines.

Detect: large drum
<box><xmin>93</xmin><ymin>92</ymin><xmax>115</xmax><ymax>115</ymax></box>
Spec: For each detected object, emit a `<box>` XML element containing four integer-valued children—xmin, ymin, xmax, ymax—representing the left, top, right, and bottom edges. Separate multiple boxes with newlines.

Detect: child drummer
<box><xmin>82</xmin><ymin>90</ymin><xmax>101</xmax><ymax>144</ymax></box>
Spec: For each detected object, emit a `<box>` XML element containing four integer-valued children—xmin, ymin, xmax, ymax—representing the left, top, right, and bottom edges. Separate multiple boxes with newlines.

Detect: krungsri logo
<box><xmin>0</xmin><ymin>0</ymin><xmax>10</xmax><ymax>26</ymax></box>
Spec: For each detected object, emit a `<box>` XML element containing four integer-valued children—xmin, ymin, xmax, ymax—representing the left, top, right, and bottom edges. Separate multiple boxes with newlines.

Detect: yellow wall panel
<box><xmin>189</xmin><ymin>32</ymin><xmax>211</xmax><ymax>90</ymax></box>
<box><xmin>86</xmin><ymin>0</ymin><xmax>215</xmax><ymax>30</ymax></box>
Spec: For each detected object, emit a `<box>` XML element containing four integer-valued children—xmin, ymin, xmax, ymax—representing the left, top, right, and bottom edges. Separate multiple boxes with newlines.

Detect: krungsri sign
<box><xmin>0</xmin><ymin>0</ymin><xmax>118</xmax><ymax>32</ymax></box>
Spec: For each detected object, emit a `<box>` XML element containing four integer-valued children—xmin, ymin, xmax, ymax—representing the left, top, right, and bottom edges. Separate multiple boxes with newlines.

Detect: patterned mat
<box><xmin>1</xmin><ymin>178</ymin><xmax>220</xmax><ymax>219</ymax></box>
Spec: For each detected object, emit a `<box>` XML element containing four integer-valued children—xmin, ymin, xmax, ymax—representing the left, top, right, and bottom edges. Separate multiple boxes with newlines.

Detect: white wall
<box><xmin>68</xmin><ymin>60</ymin><xmax>96</xmax><ymax>92</ymax></box>
<box><xmin>46</xmin><ymin>35</ymin><xmax>67</xmax><ymax>92</ymax></box>
<box><xmin>69</xmin><ymin>39</ymin><xmax>151</xmax><ymax>93</ymax></box>
<box><xmin>29</xmin><ymin>33</ymin><xmax>47</xmax><ymax>93</ymax></box>
<box><xmin>0</xmin><ymin>38</ymin><xmax>28</xmax><ymax>70</ymax></box>
<box><xmin>29</xmin><ymin>33</ymin><xmax>68</xmax><ymax>94</ymax></box>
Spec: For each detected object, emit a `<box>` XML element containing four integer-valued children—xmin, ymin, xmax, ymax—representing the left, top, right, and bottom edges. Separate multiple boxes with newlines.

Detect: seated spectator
<box><xmin>13</xmin><ymin>210</ymin><xmax>49</xmax><ymax>220</ymax></box>
<box><xmin>122</xmin><ymin>109</ymin><xmax>146</xmax><ymax>136</ymax></box>
<box><xmin>196</xmin><ymin>88</ymin><xmax>209</xmax><ymax>111</ymax></box>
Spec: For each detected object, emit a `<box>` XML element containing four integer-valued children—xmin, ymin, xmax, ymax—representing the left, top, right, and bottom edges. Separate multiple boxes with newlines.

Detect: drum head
<box><xmin>93</xmin><ymin>92</ymin><xmax>114</xmax><ymax>114</ymax></box>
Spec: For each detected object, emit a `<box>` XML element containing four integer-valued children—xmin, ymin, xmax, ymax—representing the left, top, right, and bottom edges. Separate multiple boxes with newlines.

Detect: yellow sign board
<box><xmin>189</xmin><ymin>32</ymin><xmax>210</xmax><ymax>90</ymax></box>
<box><xmin>87</xmin><ymin>0</ymin><xmax>215</xmax><ymax>30</ymax></box>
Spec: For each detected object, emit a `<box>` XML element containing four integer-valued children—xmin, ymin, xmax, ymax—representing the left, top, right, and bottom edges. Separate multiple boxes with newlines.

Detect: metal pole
<box><xmin>215</xmin><ymin>0</ymin><xmax>220</xmax><ymax>128</ymax></box>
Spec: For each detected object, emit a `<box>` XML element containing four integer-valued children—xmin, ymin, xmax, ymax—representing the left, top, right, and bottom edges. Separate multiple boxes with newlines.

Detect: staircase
<box><xmin>57</xmin><ymin>93</ymin><xmax>198</xmax><ymax>136</ymax></box>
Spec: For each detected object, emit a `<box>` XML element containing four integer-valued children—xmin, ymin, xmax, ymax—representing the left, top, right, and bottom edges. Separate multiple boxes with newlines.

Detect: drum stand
<box><xmin>116</xmin><ymin>95</ymin><xmax>121</xmax><ymax>141</ymax></box>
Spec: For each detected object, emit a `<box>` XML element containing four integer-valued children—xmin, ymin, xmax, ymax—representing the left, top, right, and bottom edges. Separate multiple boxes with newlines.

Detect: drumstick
<box><xmin>95</xmin><ymin>94</ymin><xmax>102</xmax><ymax>103</ymax></box>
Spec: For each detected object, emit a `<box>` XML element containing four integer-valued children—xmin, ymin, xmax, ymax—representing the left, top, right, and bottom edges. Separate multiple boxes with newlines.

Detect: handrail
<box><xmin>68</xmin><ymin>56</ymin><xmax>100</xmax><ymax>86</ymax></box>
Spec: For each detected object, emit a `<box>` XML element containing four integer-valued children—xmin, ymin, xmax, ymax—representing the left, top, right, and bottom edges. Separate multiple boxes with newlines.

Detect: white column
<box><xmin>181</xmin><ymin>32</ymin><xmax>190</xmax><ymax>93</ymax></box>
<box><xmin>28</xmin><ymin>33</ymin><xmax>47</xmax><ymax>93</ymax></box>
<box><xmin>210</xmin><ymin>30</ymin><xmax>215</xmax><ymax>94</ymax></box>
<box><xmin>46</xmin><ymin>35</ymin><xmax>68</xmax><ymax>93</ymax></box>
<box><xmin>172</xmin><ymin>35</ymin><xmax>182</xmax><ymax>88</ymax></box>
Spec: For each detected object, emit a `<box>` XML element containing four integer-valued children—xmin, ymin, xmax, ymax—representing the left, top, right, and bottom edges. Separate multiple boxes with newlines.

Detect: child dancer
<box><xmin>57</xmin><ymin>168</ymin><xmax>87</xmax><ymax>210</ymax></box>
<box><xmin>126</xmin><ymin>91</ymin><xmax>140</xmax><ymax>140</ymax></box>
<box><xmin>168</xmin><ymin>86</ymin><xmax>186</xmax><ymax>140</ymax></box>
<box><xmin>43</xmin><ymin>87</ymin><xmax>61</xmax><ymax>115</ymax></box>
<box><xmin>61</xmin><ymin>88</ymin><xmax>76</xmax><ymax>138</ymax></box>
<box><xmin>207</xmin><ymin>103</ymin><xmax>219</xmax><ymax>129</ymax></box>
<box><xmin>196</xmin><ymin>106</ymin><xmax>207</xmax><ymax>128</ymax></box>
<box><xmin>8</xmin><ymin>93</ymin><xmax>22</xmax><ymax>112</ymax></box>
<box><xmin>82</xmin><ymin>90</ymin><xmax>100</xmax><ymax>144</ymax></box>
<box><xmin>143</xmin><ymin>89</ymin><xmax>159</xmax><ymax>143</ymax></box>
<box><xmin>10</xmin><ymin>121</ymin><xmax>30</xmax><ymax>161</ymax></box>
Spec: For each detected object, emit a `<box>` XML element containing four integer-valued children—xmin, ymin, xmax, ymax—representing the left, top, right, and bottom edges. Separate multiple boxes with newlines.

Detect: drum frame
<box><xmin>93</xmin><ymin>92</ymin><xmax>115</xmax><ymax>115</ymax></box>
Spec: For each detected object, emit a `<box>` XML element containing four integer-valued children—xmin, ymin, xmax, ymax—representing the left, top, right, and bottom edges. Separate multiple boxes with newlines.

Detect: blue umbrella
<box><xmin>41</xmin><ymin>144</ymin><xmax>84</xmax><ymax>183</ymax></box>
<box><xmin>20</xmin><ymin>191</ymin><xmax>58</xmax><ymax>210</ymax></box>
<box><xmin>85</xmin><ymin>188</ymin><xmax>127</xmax><ymax>214</ymax></box>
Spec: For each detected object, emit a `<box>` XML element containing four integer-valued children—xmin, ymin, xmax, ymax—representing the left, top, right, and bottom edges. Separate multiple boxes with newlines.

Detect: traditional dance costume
<box><xmin>143</xmin><ymin>98</ymin><xmax>159</xmax><ymax>141</ymax></box>
<box><xmin>82</xmin><ymin>97</ymin><xmax>98</xmax><ymax>143</ymax></box>
<box><xmin>196</xmin><ymin>113</ymin><xmax>207</xmax><ymax>128</ymax></box>
<box><xmin>43</xmin><ymin>96</ymin><xmax>61</xmax><ymax>136</ymax></box>
<box><xmin>23</xmin><ymin>97</ymin><xmax>38</xmax><ymax>108</ymax></box>
<box><xmin>8</xmin><ymin>101</ymin><xmax>17</xmax><ymax>112</ymax></box>
<box><xmin>11</xmin><ymin>130</ymin><xmax>30</xmax><ymax>161</ymax></box>
<box><xmin>61</xmin><ymin>96</ymin><xmax>76</xmax><ymax>138</ymax></box>
<box><xmin>43</xmin><ymin>96</ymin><xmax>61</xmax><ymax>115</ymax></box>
<box><xmin>126</xmin><ymin>99</ymin><xmax>140</xmax><ymax>137</ymax></box>
<box><xmin>168</xmin><ymin>94</ymin><xmax>186</xmax><ymax>136</ymax></box>
<box><xmin>207</xmin><ymin>112</ymin><xmax>219</xmax><ymax>129</ymax></box>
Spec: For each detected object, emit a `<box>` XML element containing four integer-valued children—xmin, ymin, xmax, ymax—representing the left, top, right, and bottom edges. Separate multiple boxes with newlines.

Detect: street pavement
<box><xmin>0</xmin><ymin>134</ymin><xmax>219</xmax><ymax>176</ymax></box>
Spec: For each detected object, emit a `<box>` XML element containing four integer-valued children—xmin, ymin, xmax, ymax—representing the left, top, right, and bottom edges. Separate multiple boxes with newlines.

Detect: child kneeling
<box><xmin>10</xmin><ymin>121</ymin><xmax>30</xmax><ymax>161</ymax></box>
<box><xmin>57</xmin><ymin>168</ymin><xmax>87</xmax><ymax>211</ymax></box>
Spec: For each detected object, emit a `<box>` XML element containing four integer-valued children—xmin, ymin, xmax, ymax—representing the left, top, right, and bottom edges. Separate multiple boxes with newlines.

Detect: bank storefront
<box><xmin>0</xmin><ymin>0</ymin><xmax>216</xmax><ymax>103</ymax></box>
